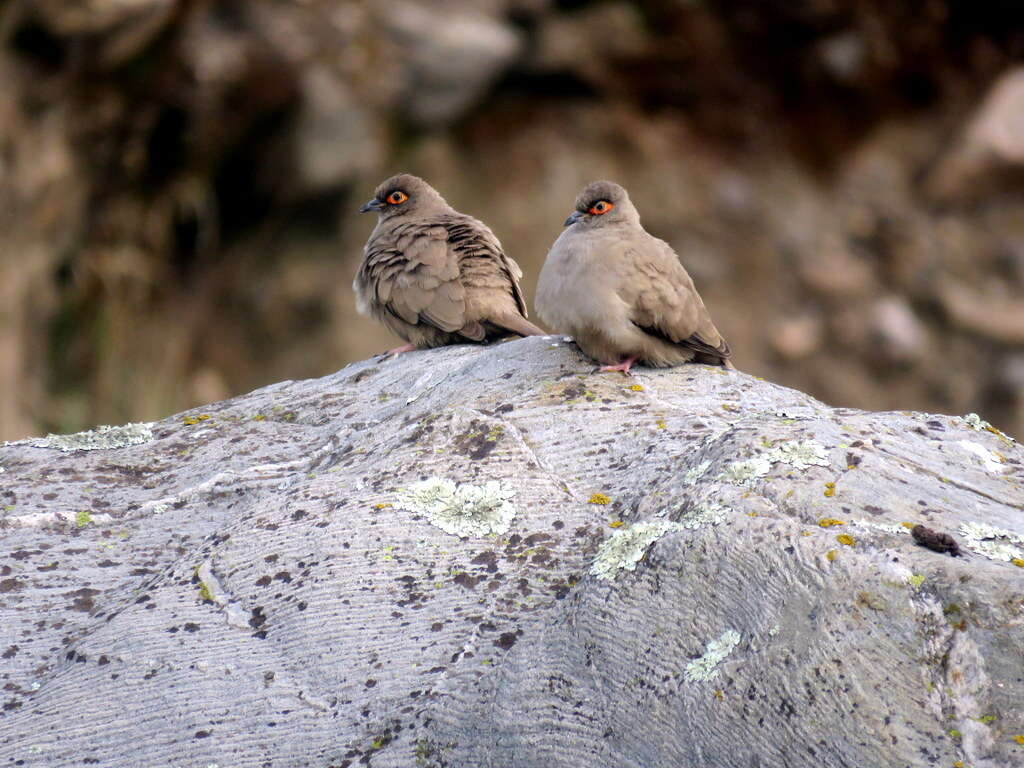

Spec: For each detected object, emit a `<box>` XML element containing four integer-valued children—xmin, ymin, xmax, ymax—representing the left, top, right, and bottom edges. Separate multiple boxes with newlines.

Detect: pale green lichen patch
<box><xmin>590</xmin><ymin>521</ymin><xmax>683</xmax><ymax>581</ymax></box>
<box><xmin>768</xmin><ymin>439</ymin><xmax>830</xmax><ymax>468</ymax></box>
<box><xmin>682</xmin><ymin>460</ymin><xmax>711</xmax><ymax>486</ymax></box>
<box><xmin>684</xmin><ymin>629</ymin><xmax>741</xmax><ymax>682</ymax></box>
<box><xmin>720</xmin><ymin>455</ymin><xmax>772</xmax><ymax>485</ymax></box>
<box><xmin>958</xmin><ymin>521</ymin><xmax>1024</xmax><ymax>562</ymax></box>
<box><xmin>397</xmin><ymin>478</ymin><xmax>516</xmax><ymax>538</ymax></box>
<box><xmin>962</xmin><ymin>413</ymin><xmax>992</xmax><ymax>431</ymax></box>
<box><xmin>27</xmin><ymin>422</ymin><xmax>153</xmax><ymax>452</ymax></box>
<box><xmin>678</xmin><ymin>503</ymin><xmax>730</xmax><ymax>529</ymax></box>
<box><xmin>75</xmin><ymin>510</ymin><xmax>92</xmax><ymax>528</ymax></box>
<box><xmin>720</xmin><ymin>438</ymin><xmax>830</xmax><ymax>485</ymax></box>
<box><xmin>853</xmin><ymin>519</ymin><xmax>909</xmax><ymax>536</ymax></box>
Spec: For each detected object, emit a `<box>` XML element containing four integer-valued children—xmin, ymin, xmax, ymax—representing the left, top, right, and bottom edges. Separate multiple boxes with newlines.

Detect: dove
<box><xmin>354</xmin><ymin>173</ymin><xmax>544</xmax><ymax>356</ymax></box>
<box><xmin>535</xmin><ymin>180</ymin><xmax>731</xmax><ymax>374</ymax></box>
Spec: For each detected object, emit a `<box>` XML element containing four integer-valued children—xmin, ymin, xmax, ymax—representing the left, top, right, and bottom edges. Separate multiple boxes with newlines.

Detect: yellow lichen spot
<box><xmin>826</xmin><ymin>549</ymin><xmax>838</xmax><ymax>562</ymax></box>
<box><xmin>182</xmin><ymin>413</ymin><xmax>211</xmax><ymax>426</ymax></box>
<box><xmin>373</xmin><ymin>503</ymin><xmax>392</xmax><ymax>510</ymax></box>
<box><xmin>588</xmin><ymin>493</ymin><xmax>611</xmax><ymax>505</ymax></box>
<box><xmin>746</xmin><ymin>512</ymin><xmax>759</xmax><ymax>518</ymax></box>
<box><xmin>953</xmin><ymin>762</ymin><xmax>964</xmax><ymax>768</ymax></box>
<box><xmin>901</xmin><ymin>521</ymin><xmax>916</xmax><ymax>529</ymax></box>
<box><xmin>628</xmin><ymin>384</ymin><xmax>644</xmax><ymax>391</ymax></box>
<box><xmin>801</xmin><ymin>530</ymin><xmax>812</xmax><ymax>536</ymax></box>
<box><xmin>1013</xmin><ymin>734</ymin><xmax>1024</xmax><ymax>745</ymax></box>
<box><xmin>823</xmin><ymin>482</ymin><xmax>836</xmax><ymax>498</ymax></box>
<box><xmin>908</xmin><ymin>573</ymin><xmax>926</xmax><ymax>589</ymax></box>
<box><xmin>656</xmin><ymin>419</ymin><xmax>667</xmax><ymax>429</ymax></box>
<box><xmin>818</xmin><ymin>518</ymin><xmax>844</xmax><ymax>528</ymax></box>
<box><xmin>1012</xmin><ymin>558</ymin><xmax>1024</xmax><ymax>568</ymax></box>
<box><xmin>609</xmin><ymin>520</ymin><xmax>624</xmax><ymax>528</ymax></box>
<box><xmin>713</xmin><ymin>689</ymin><xmax>724</xmax><ymax>701</ymax></box>
<box><xmin>836</xmin><ymin>534</ymin><xmax>856</xmax><ymax>547</ymax></box>
<box><xmin>253</xmin><ymin>414</ymin><xmax>266</xmax><ymax>421</ymax></box>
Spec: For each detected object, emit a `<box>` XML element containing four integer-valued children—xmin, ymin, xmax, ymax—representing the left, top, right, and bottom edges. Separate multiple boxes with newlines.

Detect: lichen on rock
<box><xmin>720</xmin><ymin>455</ymin><xmax>772</xmax><ymax>485</ymax></box>
<box><xmin>396</xmin><ymin>478</ymin><xmax>517</xmax><ymax>538</ymax></box>
<box><xmin>767</xmin><ymin>439</ymin><xmax>830</xmax><ymax>468</ymax></box>
<box><xmin>23</xmin><ymin>422</ymin><xmax>154</xmax><ymax>452</ymax></box>
<box><xmin>961</xmin><ymin>413</ymin><xmax>992</xmax><ymax>431</ymax></box>
<box><xmin>958</xmin><ymin>521</ymin><xmax>1024</xmax><ymax>561</ymax></box>
<box><xmin>720</xmin><ymin>438</ymin><xmax>831</xmax><ymax>486</ymax></box>
<box><xmin>681</xmin><ymin>460</ymin><xmax>711</xmax><ymax>486</ymax></box>
<box><xmin>590</xmin><ymin>521</ymin><xmax>683</xmax><ymax>581</ymax></box>
<box><xmin>684</xmin><ymin>629</ymin><xmax>742</xmax><ymax>682</ymax></box>
<box><xmin>678</xmin><ymin>503</ymin><xmax>730</xmax><ymax>529</ymax></box>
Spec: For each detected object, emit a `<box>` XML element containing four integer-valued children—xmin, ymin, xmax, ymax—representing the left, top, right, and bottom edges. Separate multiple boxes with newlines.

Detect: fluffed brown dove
<box><xmin>535</xmin><ymin>180</ymin><xmax>731</xmax><ymax>374</ymax></box>
<box><xmin>354</xmin><ymin>173</ymin><xmax>544</xmax><ymax>356</ymax></box>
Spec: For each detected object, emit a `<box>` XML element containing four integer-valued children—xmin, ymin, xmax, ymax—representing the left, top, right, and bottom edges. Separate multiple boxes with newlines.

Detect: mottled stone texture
<box><xmin>1</xmin><ymin>337</ymin><xmax>1023</xmax><ymax>768</ymax></box>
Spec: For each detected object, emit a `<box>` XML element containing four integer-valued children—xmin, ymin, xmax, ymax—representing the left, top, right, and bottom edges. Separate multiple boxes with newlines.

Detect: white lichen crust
<box><xmin>678</xmin><ymin>503</ymin><xmax>730</xmax><ymax>529</ymax></box>
<box><xmin>590</xmin><ymin>521</ymin><xmax>683</xmax><ymax>581</ymax></box>
<box><xmin>961</xmin><ymin>412</ymin><xmax>992</xmax><ymax>431</ymax></box>
<box><xmin>720</xmin><ymin>438</ymin><xmax>831</xmax><ymax>485</ymax></box>
<box><xmin>397</xmin><ymin>478</ymin><xmax>517</xmax><ymax>538</ymax></box>
<box><xmin>719</xmin><ymin>456</ymin><xmax>771</xmax><ymax>485</ymax></box>
<box><xmin>958</xmin><ymin>521</ymin><xmax>1024</xmax><ymax>562</ymax></box>
<box><xmin>27</xmin><ymin>422</ymin><xmax>154</xmax><ymax>452</ymax></box>
<box><xmin>684</xmin><ymin>629</ymin><xmax>742</xmax><ymax>682</ymax></box>
<box><xmin>768</xmin><ymin>439</ymin><xmax>830</xmax><ymax>468</ymax></box>
<box><xmin>681</xmin><ymin>460</ymin><xmax>711</xmax><ymax>486</ymax></box>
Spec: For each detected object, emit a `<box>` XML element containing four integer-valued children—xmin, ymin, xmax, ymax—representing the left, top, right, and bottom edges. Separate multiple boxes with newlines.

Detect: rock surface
<box><xmin>1</xmin><ymin>337</ymin><xmax>1023</xmax><ymax>767</ymax></box>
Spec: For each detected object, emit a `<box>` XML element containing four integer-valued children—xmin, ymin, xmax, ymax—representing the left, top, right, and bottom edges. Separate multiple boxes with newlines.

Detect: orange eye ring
<box><xmin>386</xmin><ymin>190</ymin><xmax>408</xmax><ymax>205</ymax></box>
<box><xmin>588</xmin><ymin>200</ymin><xmax>613</xmax><ymax>215</ymax></box>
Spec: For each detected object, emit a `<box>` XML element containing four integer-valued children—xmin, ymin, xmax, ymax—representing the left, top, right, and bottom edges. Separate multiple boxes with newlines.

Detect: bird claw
<box><xmin>595</xmin><ymin>365</ymin><xmax>632</xmax><ymax>377</ymax></box>
<box><xmin>376</xmin><ymin>343</ymin><xmax>416</xmax><ymax>360</ymax></box>
<box><xmin>596</xmin><ymin>356</ymin><xmax>638</xmax><ymax>376</ymax></box>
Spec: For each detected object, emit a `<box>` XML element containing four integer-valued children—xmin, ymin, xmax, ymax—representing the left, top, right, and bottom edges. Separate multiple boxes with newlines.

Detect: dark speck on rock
<box><xmin>495</xmin><ymin>631</ymin><xmax>520</xmax><ymax>650</ymax></box>
<box><xmin>183</xmin><ymin>623</ymin><xmax>200</xmax><ymax>632</ymax></box>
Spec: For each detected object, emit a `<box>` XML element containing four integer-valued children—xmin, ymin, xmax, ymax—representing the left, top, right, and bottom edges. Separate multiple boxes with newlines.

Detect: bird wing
<box><xmin>358</xmin><ymin>216</ymin><xmax>539</xmax><ymax>341</ymax></box>
<box><xmin>619</xmin><ymin>239</ymin><xmax>731</xmax><ymax>359</ymax></box>
<box><xmin>444</xmin><ymin>216</ymin><xmax>530</xmax><ymax>320</ymax></box>
<box><xmin>359</xmin><ymin>223</ymin><xmax>466</xmax><ymax>333</ymax></box>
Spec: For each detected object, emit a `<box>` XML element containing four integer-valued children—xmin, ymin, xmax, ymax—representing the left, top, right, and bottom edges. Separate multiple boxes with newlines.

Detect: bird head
<box><xmin>564</xmin><ymin>180</ymin><xmax>638</xmax><ymax>228</ymax></box>
<box><xmin>359</xmin><ymin>173</ymin><xmax>448</xmax><ymax>219</ymax></box>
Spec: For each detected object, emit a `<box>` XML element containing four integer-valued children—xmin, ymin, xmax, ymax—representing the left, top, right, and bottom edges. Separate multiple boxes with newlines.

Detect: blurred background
<box><xmin>1</xmin><ymin>0</ymin><xmax>1023</xmax><ymax>441</ymax></box>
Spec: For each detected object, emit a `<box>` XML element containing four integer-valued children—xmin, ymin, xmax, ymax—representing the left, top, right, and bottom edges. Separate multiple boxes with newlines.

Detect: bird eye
<box><xmin>387</xmin><ymin>191</ymin><xmax>408</xmax><ymax>205</ymax></box>
<box><xmin>588</xmin><ymin>200</ymin><xmax>613</xmax><ymax>215</ymax></box>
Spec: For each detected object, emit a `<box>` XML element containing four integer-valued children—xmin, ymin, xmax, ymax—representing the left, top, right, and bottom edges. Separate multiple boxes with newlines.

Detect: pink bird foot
<box><xmin>597</xmin><ymin>356</ymin><xmax>639</xmax><ymax>375</ymax></box>
<box><xmin>379</xmin><ymin>343</ymin><xmax>416</xmax><ymax>359</ymax></box>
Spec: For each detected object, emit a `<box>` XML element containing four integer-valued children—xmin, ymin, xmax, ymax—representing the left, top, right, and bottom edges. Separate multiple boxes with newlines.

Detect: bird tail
<box><xmin>490</xmin><ymin>314</ymin><xmax>547</xmax><ymax>338</ymax></box>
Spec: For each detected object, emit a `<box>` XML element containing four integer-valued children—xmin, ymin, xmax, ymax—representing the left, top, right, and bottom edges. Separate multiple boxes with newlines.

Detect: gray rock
<box><xmin>1</xmin><ymin>337</ymin><xmax>1022</xmax><ymax>767</ymax></box>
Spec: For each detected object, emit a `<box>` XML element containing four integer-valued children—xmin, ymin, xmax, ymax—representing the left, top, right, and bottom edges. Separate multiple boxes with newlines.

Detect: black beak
<box><xmin>359</xmin><ymin>198</ymin><xmax>385</xmax><ymax>213</ymax></box>
<box><xmin>564</xmin><ymin>210</ymin><xmax>584</xmax><ymax>227</ymax></box>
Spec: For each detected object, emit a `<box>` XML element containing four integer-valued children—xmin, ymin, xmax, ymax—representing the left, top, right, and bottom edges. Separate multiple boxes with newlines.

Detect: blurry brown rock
<box><xmin>927</xmin><ymin>67</ymin><xmax>1024</xmax><ymax>203</ymax></box>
